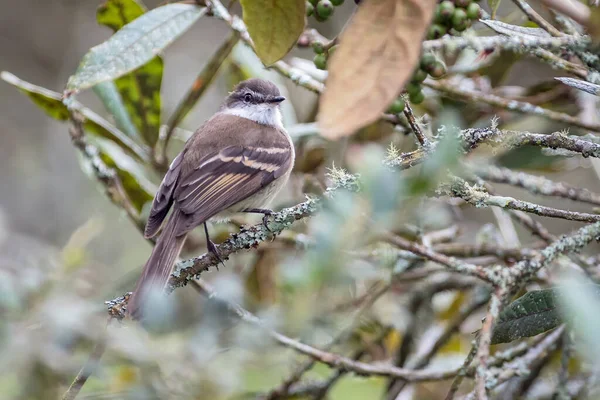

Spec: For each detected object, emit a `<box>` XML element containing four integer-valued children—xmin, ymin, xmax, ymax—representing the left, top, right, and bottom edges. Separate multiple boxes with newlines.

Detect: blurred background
<box><xmin>2</xmin><ymin>0</ymin><xmax>600</xmax><ymax>399</ymax></box>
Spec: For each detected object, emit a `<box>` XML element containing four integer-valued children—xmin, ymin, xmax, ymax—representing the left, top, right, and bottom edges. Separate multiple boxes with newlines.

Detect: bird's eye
<box><xmin>243</xmin><ymin>93</ymin><xmax>253</xmax><ymax>102</ymax></box>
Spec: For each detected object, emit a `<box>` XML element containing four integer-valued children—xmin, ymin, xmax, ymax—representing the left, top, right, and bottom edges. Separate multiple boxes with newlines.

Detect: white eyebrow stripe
<box><xmin>249</xmin><ymin>147</ymin><xmax>289</xmax><ymax>154</ymax></box>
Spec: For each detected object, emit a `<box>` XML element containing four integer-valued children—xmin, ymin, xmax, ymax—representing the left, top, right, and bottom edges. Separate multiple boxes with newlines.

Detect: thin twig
<box><xmin>384</xmin><ymin>233</ymin><xmax>501</xmax><ymax>285</ymax></box>
<box><xmin>512</xmin><ymin>0</ymin><xmax>564</xmax><ymax>37</ymax></box>
<box><xmin>189</xmin><ymin>280</ymin><xmax>460</xmax><ymax>381</ymax></box>
<box><xmin>61</xmin><ymin>324</ymin><xmax>108</xmax><ymax>400</ymax></box>
<box><xmin>387</xmin><ymin>291</ymin><xmax>490</xmax><ymax>399</ymax></box>
<box><xmin>403</xmin><ymin>98</ymin><xmax>430</xmax><ymax>147</ymax></box>
<box><xmin>445</xmin><ymin>342</ymin><xmax>479</xmax><ymax>400</ymax></box>
<box><xmin>539</xmin><ymin>0</ymin><xmax>591</xmax><ymax>26</ymax></box>
<box><xmin>475</xmin><ymin>290</ymin><xmax>506</xmax><ymax>400</ymax></box>
<box><xmin>476</xmin><ymin>165</ymin><xmax>600</xmax><ymax>207</ymax></box>
<box><xmin>445</xmin><ymin>177</ymin><xmax>600</xmax><ymax>224</ymax></box>
<box><xmin>263</xmin><ymin>281</ymin><xmax>391</xmax><ymax>399</ymax></box>
<box><xmin>425</xmin><ymin>80</ymin><xmax>600</xmax><ymax>132</ymax></box>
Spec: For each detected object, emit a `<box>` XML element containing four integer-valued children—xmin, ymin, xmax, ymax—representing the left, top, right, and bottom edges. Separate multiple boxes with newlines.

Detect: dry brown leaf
<box><xmin>317</xmin><ymin>0</ymin><xmax>436</xmax><ymax>139</ymax></box>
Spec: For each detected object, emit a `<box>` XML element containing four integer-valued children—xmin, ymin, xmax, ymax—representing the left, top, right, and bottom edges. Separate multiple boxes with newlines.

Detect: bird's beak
<box><xmin>267</xmin><ymin>96</ymin><xmax>285</xmax><ymax>104</ymax></box>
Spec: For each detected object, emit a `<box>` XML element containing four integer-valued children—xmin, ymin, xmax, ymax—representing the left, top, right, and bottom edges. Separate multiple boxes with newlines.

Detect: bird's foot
<box><xmin>244</xmin><ymin>208</ymin><xmax>274</xmax><ymax>233</ymax></box>
<box><xmin>207</xmin><ymin>240</ymin><xmax>226</xmax><ymax>269</ymax></box>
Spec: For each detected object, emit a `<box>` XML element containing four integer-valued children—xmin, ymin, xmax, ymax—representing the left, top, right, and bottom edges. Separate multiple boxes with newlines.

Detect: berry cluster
<box><xmin>306</xmin><ymin>0</ymin><xmax>344</xmax><ymax>22</ymax></box>
<box><xmin>428</xmin><ymin>0</ymin><xmax>481</xmax><ymax>39</ymax></box>
<box><xmin>312</xmin><ymin>41</ymin><xmax>337</xmax><ymax>70</ymax></box>
<box><xmin>387</xmin><ymin>53</ymin><xmax>446</xmax><ymax>111</ymax></box>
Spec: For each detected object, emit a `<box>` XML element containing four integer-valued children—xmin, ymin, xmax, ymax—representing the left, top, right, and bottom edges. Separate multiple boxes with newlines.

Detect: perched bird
<box><xmin>128</xmin><ymin>78</ymin><xmax>295</xmax><ymax>319</ymax></box>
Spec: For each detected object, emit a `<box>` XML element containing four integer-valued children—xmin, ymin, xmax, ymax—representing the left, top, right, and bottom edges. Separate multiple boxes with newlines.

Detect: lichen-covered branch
<box><xmin>107</xmin><ymin>169</ymin><xmax>360</xmax><ymax>316</ymax></box>
<box><xmin>384</xmin><ymin>233</ymin><xmax>502</xmax><ymax>285</ymax></box>
<box><xmin>424</xmin><ymin>80</ymin><xmax>600</xmax><ymax>132</ymax></box>
<box><xmin>511</xmin><ymin>221</ymin><xmax>600</xmax><ymax>280</ymax></box>
<box><xmin>476</xmin><ymin>165</ymin><xmax>600</xmax><ymax>207</ymax></box>
<box><xmin>422</xmin><ymin>33</ymin><xmax>587</xmax><ymax>55</ymax></box>
<box><xmin>444</xmin><ymin>177</ymin><xmax>600</xmax><ymax>223</ymax></box>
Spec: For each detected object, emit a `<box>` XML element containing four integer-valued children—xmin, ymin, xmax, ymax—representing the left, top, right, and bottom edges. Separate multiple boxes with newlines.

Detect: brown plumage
<box><xmin>128</xmin><ymin>79</ymin><xmax>294</xmax><ymax>319</ymax></box>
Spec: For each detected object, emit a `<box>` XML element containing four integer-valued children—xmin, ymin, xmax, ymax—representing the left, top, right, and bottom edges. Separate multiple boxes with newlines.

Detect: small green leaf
<box><xmin>114</xmin><ymin>58</ymin><xmax>163</xmax><ymax>146</ymax></box>
<box><xmin>67</xmin><ymin>4</ymin><xmax>207</xmax><ymax>91</ymax></box>
<box><xmin>492</xmin><ymin>288</ymin><xmax>561</xmax><ymax>344</ymax></box>
<box><xmin>97</xmin><ymin>0</ymin><xmax>146</xmax><ymax>30</ymax></box>
<box><xmin>97</xmin><ymin>0</ymin><xmax>164</xmax><ymax>146</ymax></box>
<box><xmin>240</xmin><ymin>0</ymin><xmax>305</xmax><ymax>66</ymax></box>
<box><xmin>93</xmin><ymin>81</ymin><xmax>139</xmax><ymax>138</ymax></box>
<box><xmin>487</xmin><ymin>0</ymin><xmax>502</xmax><ymax>19</ymax></box>
<box><xmin>1</xmin><ymin>71</ymin><xmax>149</xmax><ymax>162</ymax></box>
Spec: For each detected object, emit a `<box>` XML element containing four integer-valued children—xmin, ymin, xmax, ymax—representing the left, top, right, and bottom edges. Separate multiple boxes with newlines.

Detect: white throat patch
<box><xmin>223</xmin><ymin>103</ymin><xmax>283</xmax><ymax>130</ymax></box>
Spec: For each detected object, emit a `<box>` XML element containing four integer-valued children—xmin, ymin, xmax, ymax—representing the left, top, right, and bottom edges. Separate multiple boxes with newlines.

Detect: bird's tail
<box><xmin>128</xmin><ymin>209</ymin><xmax>187</xmax><ymax>320</ymax></box>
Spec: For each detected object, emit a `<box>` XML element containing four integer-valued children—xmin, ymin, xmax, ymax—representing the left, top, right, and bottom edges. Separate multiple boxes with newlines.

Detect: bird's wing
<box><xmin>144</xmin><ymin>152</ymin><xmax>184</xmax><ymax>238</ymax></box>
<box><xmin>173</xmin><ymin>145</ymin><xmax>292</xmax><ymax>235</ymax></box>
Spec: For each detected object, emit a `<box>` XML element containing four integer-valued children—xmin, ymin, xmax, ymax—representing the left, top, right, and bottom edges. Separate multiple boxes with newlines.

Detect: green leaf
<box><xmin>93</xmin><ymin>81</ymin><xmax>139</xmax><ymax>138</ymax></box>
<box><xmin>67</xmin><ymin>3</ymin><xmax>206</xmax><ymax>91</ymax></box>
<box><xmin>114</xmin><ymin>58</ymin><xmax>163</xmax><ymax>146</ymax></box>
<box><xmin>239</xmin><ymin>0</ymin><xmax>305</xmax><ymax>66</ymax></box>
<box><xmin>492</xmin><ymin>288</ymin><xmax>562</xmax><ymax>344</ymax></box>
<box><xmin>487</xmin><ymin>0</ymin><xmax>502</xmax><ymax>19</ymax></box>
<box><xmin>97</xmin><ymin>0</ymin><xmax>164</xmax><ymax>146</ymax></box>
<box><xmin>1</xmin><ymin>71</ymin><xmax>149</xmax><ymax>162</ymax></box>
<box><xmin>97</xmin><ymin>0</ymin><xmax>146</xmax><ymax>30</ymax></box>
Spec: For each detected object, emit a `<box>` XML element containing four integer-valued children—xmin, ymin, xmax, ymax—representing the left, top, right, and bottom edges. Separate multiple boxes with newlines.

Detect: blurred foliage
<box><xmin>3</xmin><ymin>0</ymin><xmax>600</xmax><ymax>399</ymax></box>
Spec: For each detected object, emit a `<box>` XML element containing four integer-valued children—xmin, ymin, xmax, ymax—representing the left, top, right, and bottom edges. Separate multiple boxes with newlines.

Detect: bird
<box><xmin>127</xmin><ymin>78</ymin><xmax>295</xmax><ymax>319</ymax></box>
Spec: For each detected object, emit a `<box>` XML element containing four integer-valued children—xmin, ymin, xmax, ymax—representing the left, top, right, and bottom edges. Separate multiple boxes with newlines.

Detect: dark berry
<box><xmin>466</xmin><ymin>3</ymin><xmax>481</xmax><ymax>20</ymax></box>
<box><xmin>331</xmin><ymin>0</ymin><xmax>344</xmax><ymax>5</ymax></box>
<box><xmin>387</xmin><ymin>97</ymin><xmax>406</xmax><ymax>114</ymax></box>
<box><xmin>455</xmin><ymin>0</ymin><xmax>471</xmax><ymax>7</ymax></box>
<box><xmin>309</xmin><ymin>0</ymin><xmax>319</xmax><ymax>5</ymax></box>
<box><xmin>313</xmin><ymin>53</ymin><xmax>327</xmax><ymax>70</ymax></box>
<box><xmin>316</xmin><ymin>0</ymin><xmax>334</xmax><ymax>18</ymax></box>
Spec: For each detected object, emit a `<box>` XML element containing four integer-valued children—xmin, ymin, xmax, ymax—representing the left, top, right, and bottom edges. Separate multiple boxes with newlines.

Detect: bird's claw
<box><xmin>207</xmin><ymin>240</ymin><xmax>226</xmax><ymax>269</ymax></box>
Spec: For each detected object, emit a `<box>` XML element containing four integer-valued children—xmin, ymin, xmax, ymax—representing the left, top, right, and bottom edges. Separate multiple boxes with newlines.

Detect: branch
<box><xmin>445</xmin><ymin>177</ymin><xmax>600</xmax><ymax>224</ymax></box>
<box><xmin>107</xmin><ymin>169</ymin><xmax>361</xmax><ymax>316</ymax></box>
<box><xmin>539</xmin><ymin>0</ymin><xmax>591</xmax><ymax>26</ymax></box>
<box><xmin>424</xmin><ymin>80</ymin><xmax>600</xmax><ymax>132</ymax></box>
<box><xmin>476</xmin><ymin>165</ymin><xmax>600</xmax><ymax>207</ymax></box>
<box><xmin>61</xmin><ymin>325</ymin><xmax>107</xmax><ymax>400</ymax></box>
<box><xmin>510</xmin><ymin>220</ymin><xmax>600</xmax><ymax>280</ymax></box>
<box><xmin>384</xmin><ymin>233</ymin><xmax>502</xmax><ymax>285</ymax></box>
<box><xmin>512</xmin><ymin>0</ymin><xmax>564</xmax><ymax>37</ymax></box>
<box><xmin>475</xmin><ymin>290</ymin><xmax>506</xmax><ymax>400</ymax></box>
<box><xmin>189</xmin><ymin>280</ymin><xmax>460</xmax><ymax>382</ymax></box>
<box><xmin>423</xmin><ymin>33</ymin><xmax>587</xmax><ymax>54</ymax></box>
<box><xmin>403</xmin><ymin>98</ymin><xmax>430</xmax><ymax>147</ymax></box>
